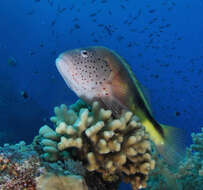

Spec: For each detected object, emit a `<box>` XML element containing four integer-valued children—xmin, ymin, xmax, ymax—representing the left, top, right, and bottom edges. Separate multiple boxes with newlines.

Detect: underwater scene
<box><xmin>0</xmin><ymin>0</ymin><xmax>203</xmax><ymax>189</ymax></box>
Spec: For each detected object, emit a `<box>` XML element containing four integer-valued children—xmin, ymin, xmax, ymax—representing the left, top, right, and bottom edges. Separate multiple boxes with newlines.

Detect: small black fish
<box><xmin>21</xmin><ymin>91</ymin><xmax>29</xmax><ymax>99</ymax></box>
<box><xmin>90</xmin><ymin>12</ymin><xmax>97</xmax><ymax>17</ymax></box>
<box><xmin>57</xmin><ymin>6</ymin><xmax>67</xmax><ymax>13</ymax></box>
<box><xmin>40</xmin><ymin>43</ymin><xmax>44</xmax><ymax>48</ymax></box>
<box><xmin>74</xmin><ymin>24</ymin><xmax>80</xmax><ymax>29</ymax></box>
<box><xmin>48</xmin><ymin>0</ymin><xmax>53</xmax><ymax>6</ymax></box>
<box><xmin>27</xmin><ymin>10</ymin><xmax>35</xmax><ymax>15</ymax></box>
<box><xmin>8</xmin><ymin>56</ymin><xmax>17</xmax><ymax>67</ymax></box>
<box><xmin>120</xmin><ymin>5</ymin><xmax>126</xmax><ymax>9</ymax></box>
<box><xmin>149</xmin><ymin>9</ymin><xmax>156</xmax><ymax>13</ymax></box>
<box><xmin>51</xmin><ymin>20</ymin><xmax>56</xmax><ymax>26</ymax></box>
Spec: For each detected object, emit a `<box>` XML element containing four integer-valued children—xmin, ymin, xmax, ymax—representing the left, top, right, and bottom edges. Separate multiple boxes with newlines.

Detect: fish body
<box><xmin>56</xmin><ymin>46</ymin><xmax>184</xmax><ymax>164</ymax></box>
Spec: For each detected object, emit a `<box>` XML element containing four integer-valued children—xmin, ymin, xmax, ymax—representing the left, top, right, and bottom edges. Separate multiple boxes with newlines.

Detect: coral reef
<box><xmin>0</xmin><ymin>141</ymin><xmax>42</xmax><ymax>190</ymax></box>
<box><xmin>175</xmin><ymin>127</ymin><xmax>203</xmax><ymax>189</ymax></box>
<box><xmin>1</xmin><ymin>99</ymin><xmax>202</xmax><ymax>190</ymax></box>
<box><xmin>37</xmin><ymin>100</ymin><xmax>155</xmax><ymax>190</ymax></box>
<box><xmin>147</xmin><ymin>127</ymin><xmax>203</xmax><ymax>190</ymax></box>
<box><xmin>0</xmin><ymin>141</ymin><xmax>89</xmax><ymax>190</ymax></box>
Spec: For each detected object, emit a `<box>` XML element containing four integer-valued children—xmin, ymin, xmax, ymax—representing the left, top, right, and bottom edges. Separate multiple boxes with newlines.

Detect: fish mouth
<box><xmin>55</xmin><ymin>53</ymin><xmax>73</xmax><ymax>74</ymax></box>
<box><xmin>56</xmin><ymin>53</ymin><xmax>68</xmax><ymax>73</ymax></box>
<box><xmin>55</xmin><ymin>53</ymin><xmax>75</xmax><ymax>90</ymax></box>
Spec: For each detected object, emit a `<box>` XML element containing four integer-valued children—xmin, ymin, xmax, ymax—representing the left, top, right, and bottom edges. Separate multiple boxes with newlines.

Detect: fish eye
<box><xmin>81</xmin><ymin>50</ymin><xmax>88</xmax><ymax>58</ymax></box>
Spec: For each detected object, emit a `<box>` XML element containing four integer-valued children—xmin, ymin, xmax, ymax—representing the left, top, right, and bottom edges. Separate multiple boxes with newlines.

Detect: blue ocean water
<box><xmin>0</xmin><ymin>1</ymin><xmax>202</xmax><ymax>187</ymax></box>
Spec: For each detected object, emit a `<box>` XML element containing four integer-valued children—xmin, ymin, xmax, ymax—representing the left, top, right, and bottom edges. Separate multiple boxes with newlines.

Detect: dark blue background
<box><xmin>0</xmin><ymin>0</ymin><xmax>202</xmax><ymax>158</ymax></box>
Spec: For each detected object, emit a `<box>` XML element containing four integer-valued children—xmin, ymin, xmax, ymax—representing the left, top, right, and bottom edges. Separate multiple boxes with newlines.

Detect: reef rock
<box><xmin>36</xmin><ymin>173</ymin><xmax>88</xmax><ymax>190</ymax></box>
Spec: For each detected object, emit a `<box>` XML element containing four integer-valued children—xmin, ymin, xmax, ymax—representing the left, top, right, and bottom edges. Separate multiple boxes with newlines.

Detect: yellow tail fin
<box><xmin>142</xmin><ymin>119</ymin><xmax>186</xmax><ymax>168</ymax></box>
<box><xmin>156</xmin><ymin>124</ymin><xmax>186</xmax><ymax>168</ymax></box>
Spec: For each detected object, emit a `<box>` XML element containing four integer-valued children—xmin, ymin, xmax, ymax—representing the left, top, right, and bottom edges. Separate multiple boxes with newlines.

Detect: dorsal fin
<box><xmin>123</xmin><ymin>60</ymin><xmax>153</xmax><ymax>116</ymax></box>
<box><xmin>138</xmin><ymin>82</ymin><xmax>153</xmax><ymax>115</ymax></box>
<box><xmin>109</xmin><ymin>51</ymin><xmax>153</xmax><ymax>116</ymax></box>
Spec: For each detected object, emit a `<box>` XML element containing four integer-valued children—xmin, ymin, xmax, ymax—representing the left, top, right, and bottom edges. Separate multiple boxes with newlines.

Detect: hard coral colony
<box><xmin>37</xmin><ymin>100</ymin><xmax>155</xmax><ymax>190</ymax></box>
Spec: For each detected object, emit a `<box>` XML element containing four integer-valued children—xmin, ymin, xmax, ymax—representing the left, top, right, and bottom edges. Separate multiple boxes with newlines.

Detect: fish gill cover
<box><xmin>0</xmin><ymin>0</ymin><xmax>203</xmax><ymax>190</ymax></box>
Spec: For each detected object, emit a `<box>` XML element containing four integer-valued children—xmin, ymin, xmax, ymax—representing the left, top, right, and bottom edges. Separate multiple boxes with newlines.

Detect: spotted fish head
<box><xmin>56</xmin><ymin>46</ymin><xmax>114</xmax><ymax>103</ymax></box>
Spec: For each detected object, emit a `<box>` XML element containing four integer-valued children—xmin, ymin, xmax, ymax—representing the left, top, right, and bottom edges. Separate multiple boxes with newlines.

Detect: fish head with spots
<box><xmin>56</xmin><ymin>46</ymin><xmax>121</xmax><ymax>107</ymax></box>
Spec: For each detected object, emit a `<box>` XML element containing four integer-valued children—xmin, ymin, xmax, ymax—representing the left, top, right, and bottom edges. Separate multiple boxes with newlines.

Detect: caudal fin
<box><xmin>156</xmin><ymin>124</ymin><xmax>187</xmax><ymax>168</ymax></box>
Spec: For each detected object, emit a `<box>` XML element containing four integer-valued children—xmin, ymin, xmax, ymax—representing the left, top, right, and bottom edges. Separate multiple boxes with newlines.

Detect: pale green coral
<box><xmin>38</xmin><ymin>125</ymin><xmax>60</xmax><ymax>162</ymax></box>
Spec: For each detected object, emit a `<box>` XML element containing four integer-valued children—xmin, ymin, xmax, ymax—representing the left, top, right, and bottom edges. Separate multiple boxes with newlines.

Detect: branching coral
<box><xmin>38</xmin><ymin>100</ymin><xmax>155</xmax><ymax>190</ymax></box>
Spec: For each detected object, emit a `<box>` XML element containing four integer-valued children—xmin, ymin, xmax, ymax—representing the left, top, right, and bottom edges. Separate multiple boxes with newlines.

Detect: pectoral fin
<box><xmin>100</xmin><ymin>96</ymin><xmax>127</xmax><ymax>117</ymax></box>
